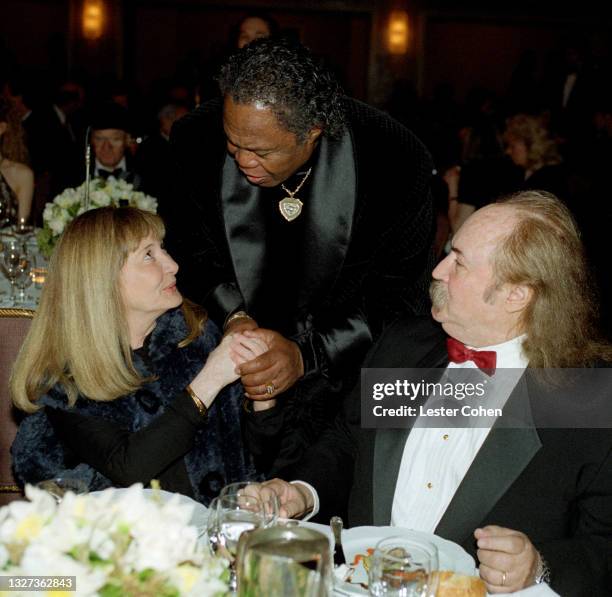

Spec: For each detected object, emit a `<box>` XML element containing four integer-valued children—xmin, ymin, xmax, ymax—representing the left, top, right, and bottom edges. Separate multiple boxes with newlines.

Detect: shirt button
<box><xmin>426</xmin><ymin>482</ymin><xmax>433</xmax><ymax>489</ymax></box>
<box><xmin>443</xmin><ymin>434</ymin><xmax>449</xmax><ymax>440</ymax></box>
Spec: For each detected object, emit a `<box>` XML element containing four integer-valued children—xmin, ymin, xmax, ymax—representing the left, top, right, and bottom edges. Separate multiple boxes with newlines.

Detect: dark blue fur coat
<box><xmin>11</xmin><ymin>308</ymin><xmax>254</xmax><ymax>504</ymax></box>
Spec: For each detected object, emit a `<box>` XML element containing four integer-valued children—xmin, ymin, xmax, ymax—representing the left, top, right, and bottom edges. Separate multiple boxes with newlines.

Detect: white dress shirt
<box><xmin>390</xmin><ymin>335</ymin><xmax>528</xmax><ymax>531</ymax></box>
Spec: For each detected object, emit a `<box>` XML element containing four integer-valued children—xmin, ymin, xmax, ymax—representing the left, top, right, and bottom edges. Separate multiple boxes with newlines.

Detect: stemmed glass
<box><xmin>1</xmin><ymin>238</ymin><xmax>21</xmax><ymax>304</ymax></box>
<box><xmin>216</xmin><ymin>493</ymin><xmax>265</xmax><ymax>592</ymax></box>
<box><xmin>14</xmin><ymin>249</ymin><xmax>35</xmax><ymax>305</ymax></box>
<box><xmin>13</xmin><ymin>217</ymin><xmax>35</xmax><ymax>250</ymax></box>
<box><xmin>220</xmin><ymin>481</ymin><xmax>280</xmax><ymax>528</ymax></box>
<box><xmin>368</xmin><ymin>536</ymin><xmax>439</xmax><ymax>597</ymax></box>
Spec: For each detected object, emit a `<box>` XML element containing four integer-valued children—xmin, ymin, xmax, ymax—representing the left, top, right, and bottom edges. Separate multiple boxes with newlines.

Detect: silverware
<box><xmin>330</xmin><ymin>515</ymin><xmax>346</xmax><ymax>567</ymax></box>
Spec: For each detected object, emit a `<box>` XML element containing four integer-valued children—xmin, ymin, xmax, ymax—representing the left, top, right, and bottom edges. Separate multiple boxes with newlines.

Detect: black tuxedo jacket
<box><xmin>165</xmin><ymin>97</ymin><xmax>434</xmax><ymax>385</ymax></box>
<box><xmin>164</xmin><ymin>97</ymin><xmax>435</xmax><ymax>472</ymax></box>
<box><xmin>90</xmin><ymin>155</ymin><xmax>142</xmax><ymax>191</ymax></box>
<box><xmin>287</xmin><ymin>317</ymin><xmax>612</xmax><ymax>596</ymax></box>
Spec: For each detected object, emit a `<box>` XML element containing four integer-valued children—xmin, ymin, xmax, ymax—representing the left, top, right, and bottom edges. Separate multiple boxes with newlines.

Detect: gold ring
<box><xmin>265</xmin><ymin>383</ymin><xmax>275</xmax><ymax>396</ymax></box>
<box><xmin>501</xmin><ymin>571</ymin><xmax>507</xmax><ymax>587</ymax></box>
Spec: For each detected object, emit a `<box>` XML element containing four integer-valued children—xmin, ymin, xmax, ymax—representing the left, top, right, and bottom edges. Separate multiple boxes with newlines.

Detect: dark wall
<box><xmin>125</xmin><ymin>4</ymin><xmax>371</xmax><ymax>101</ymax></box>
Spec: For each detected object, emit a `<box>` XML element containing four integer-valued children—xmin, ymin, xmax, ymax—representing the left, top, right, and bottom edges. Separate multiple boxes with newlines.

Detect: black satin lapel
<box><xmin>373</xmin><ymin>427</ymin><xmax>410</xmax><ymax>525</ymax></box>
<box><xmin>298</xmin><ymin>130</ymin><xmax>356</xmax><ymax>306</ymax></box>
<box><xmin>435</xmin><ymin>380</ymin><xmax>542</xmax><ymax>544</ymax></box>
<box><xmin>221</xmin><ymin>155</ymin><xmax>267</xmax><ymax>307</ymax></box>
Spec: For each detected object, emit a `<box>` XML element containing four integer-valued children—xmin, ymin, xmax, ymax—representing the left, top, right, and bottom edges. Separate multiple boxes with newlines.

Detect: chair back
<box><xmin>0</xmin><ymin>308</ymin><xmax>34</xmax><ymax>505</ymax></box>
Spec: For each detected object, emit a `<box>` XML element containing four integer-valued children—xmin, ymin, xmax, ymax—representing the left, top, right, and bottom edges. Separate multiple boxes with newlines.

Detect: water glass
<box><xmin>220</xmin><ymin>481</ymin><xmax>280</xmax><ymax>528</ymax></box>
<box><xmin>217</xmin><ymin>493</ymin><xmax>264</xmax><ymax>591</ymax></box>
<box><xmin>368</xmin><ymin>536</ymin><xmax>439</xmax><ymax>597</ymax></box>
<box><xmin>237</xmin><ymin>526</ymin><xmax>332</xmax><ymax>597</ymax></box>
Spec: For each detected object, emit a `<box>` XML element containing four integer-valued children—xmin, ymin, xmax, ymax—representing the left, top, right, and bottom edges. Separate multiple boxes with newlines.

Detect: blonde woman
<box><xmin>0</xmin><ymin>97</ymin><xmax>33</xmax><ymax>223</ymax></box>
<box><xmin>503</xmin><ymin>113</ymin><xmax>567</xmax><ymax>199</ymax></box>
<box><xmin>11</xmin><ymin>207</ymin><xmax>267</xmax><ymax>503</ymax></box>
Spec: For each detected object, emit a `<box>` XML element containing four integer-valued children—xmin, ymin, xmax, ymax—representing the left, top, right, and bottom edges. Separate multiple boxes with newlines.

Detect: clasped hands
<box><xmin>224</xmin><ymin>317</ymin><xmax>304</xmax><ymax>401</ymax></box>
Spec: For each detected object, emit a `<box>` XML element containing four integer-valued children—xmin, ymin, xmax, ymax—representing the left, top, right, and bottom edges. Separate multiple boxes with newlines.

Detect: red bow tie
<box><xmin>446</xmin><ymin>338</ymin><xmax>497</xmax><ymax>375</ymax></box>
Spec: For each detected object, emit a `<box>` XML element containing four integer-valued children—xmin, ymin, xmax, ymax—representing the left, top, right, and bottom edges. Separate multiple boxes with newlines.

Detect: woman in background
<box><xmin>0</xmin><ymin>96</ymin><xmax>33</xmax><ymax>223</ymax></box>
<box><xmin>235</xmin><ymin>12</ymin><xmax>279</xmax><ymax>49</ymax></box>
<box><xmin>503</xmin><ymin>113</ymin><xmax>568</xmax><ymax>200</ymax></box>
<box><xmin>11</xmin><ymin>206</ymin><xmax>267</xmax><ymax>503</ymax></box>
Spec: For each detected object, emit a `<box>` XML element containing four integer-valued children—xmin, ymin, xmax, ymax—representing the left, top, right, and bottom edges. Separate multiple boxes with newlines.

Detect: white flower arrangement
<box><xmin>0</xmin><ymin>484</ymin><xmax>228</xmax><ymax>596</ymax></box>
<box><xmin>37</xmin><ymin>177</ymin><xmax>158</xmax><ymax>257</ymax></box>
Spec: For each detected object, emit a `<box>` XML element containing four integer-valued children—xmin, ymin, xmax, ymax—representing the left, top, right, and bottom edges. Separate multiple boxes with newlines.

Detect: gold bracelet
<box><xmin>224</xmin><ymin>310</ymin><xmax>252</xmax><ymax>331</ymax></box>
<box><xmin>186</xmin><ymin>385</ymin><xmax>207</xmax><ymax>418</ymax></box>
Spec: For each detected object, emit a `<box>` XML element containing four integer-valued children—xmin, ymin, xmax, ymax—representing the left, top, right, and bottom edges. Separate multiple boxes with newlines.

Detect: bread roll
<box><xmin>432</xmin><ymin>571</ymin><xmax>486</xmax><ymax>596</ymax></box>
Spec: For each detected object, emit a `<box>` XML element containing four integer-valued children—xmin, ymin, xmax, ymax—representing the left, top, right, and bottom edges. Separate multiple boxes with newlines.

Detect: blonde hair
<box><xmin>503</xmin><ymin>114</ymin><xmax>561</xmax><ymax>172</ymax></box>
<box><xmin>11</xmin><ymin>207</ymin><xmax>206</xmax><ymax>413</ymax></box>
<box><xmin>493</xmin><ymin>191</ymin><xmax>612</xmax><ymax>367</ymax></box>
<box><xmin>0</xmin><ymin>97</ymin><xmax>29</xmax><ymax>164</ymax></box>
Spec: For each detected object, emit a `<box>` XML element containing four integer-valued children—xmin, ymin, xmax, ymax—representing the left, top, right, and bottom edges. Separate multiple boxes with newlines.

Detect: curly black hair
<box><xmin>217</xmin><ymin>38</ymin><xmax>345</xmax><ymax>141</ymax></box>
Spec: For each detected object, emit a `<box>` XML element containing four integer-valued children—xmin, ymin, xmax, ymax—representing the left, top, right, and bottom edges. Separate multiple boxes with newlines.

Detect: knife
<box><xmin>330</xmin><ymin>516</ymin><xmax>347</xmax><ymax>567</ymax></box>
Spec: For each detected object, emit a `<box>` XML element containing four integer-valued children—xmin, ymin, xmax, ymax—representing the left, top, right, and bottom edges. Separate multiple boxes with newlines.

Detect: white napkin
<box><xmin>489</xmin><ymin>583</ymin><xmax>561</xmax><ymax>597</ymax></box>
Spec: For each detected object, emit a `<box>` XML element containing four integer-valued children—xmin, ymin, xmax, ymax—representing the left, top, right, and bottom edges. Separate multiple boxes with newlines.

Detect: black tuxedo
<box><xmin>91</xmin><ymin>155</ymin><xmax>142</xmax><ymax>190</ymax></box>
<box><xmin>165</xmin><ymin>97</ymin><xmax>435</xmax><ymax>473</ymax></box>
<box><xmin>287</xmin><ymin>317</ymin><xmax>612</xmax><ymax>596</ymax></box>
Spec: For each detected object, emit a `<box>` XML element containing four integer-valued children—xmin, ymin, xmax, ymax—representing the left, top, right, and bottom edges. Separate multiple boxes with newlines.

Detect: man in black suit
<box><xmin>89</xmin><ymin>102</ymin><xmax>141</xmax><ymax>189</ymax></box>
<box><xmin>251</xmin><ymin>191</ymin><xmax>612</xmax><ymax>595</ymax></box>
<box><xmin>164</xmin><ymin>38</ymin><xmax>435</xmax><ymax>473</ymax></box>
<box><xmin>136</xmin><ymin>102</ymin><xmax>188</xmax><ymax>202</ymax></box>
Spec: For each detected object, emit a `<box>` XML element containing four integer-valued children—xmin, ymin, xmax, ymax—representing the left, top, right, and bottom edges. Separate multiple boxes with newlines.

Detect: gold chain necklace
<box><xmin>278</xmin><ymin>167</ymin><xmax>312</xmax><ymax>222</ymax></box>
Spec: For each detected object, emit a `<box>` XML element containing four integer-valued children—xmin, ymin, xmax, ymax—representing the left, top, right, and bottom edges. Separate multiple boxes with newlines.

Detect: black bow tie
<box><xmin>98</xmin><ymin>168</ymin><xmax>124</xmax><ymax>180</ymax></box>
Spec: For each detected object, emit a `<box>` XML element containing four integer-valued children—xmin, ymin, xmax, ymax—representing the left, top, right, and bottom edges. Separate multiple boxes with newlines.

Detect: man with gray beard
<box><xmin>246</xmin><ymin>191</ymin><xmax>612</xmax><ymax>596</ymax></box>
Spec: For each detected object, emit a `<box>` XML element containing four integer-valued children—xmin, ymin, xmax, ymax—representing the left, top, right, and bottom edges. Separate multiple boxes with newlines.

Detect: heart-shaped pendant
<box><xmin>278</xmin><ymin>197</ymin><xmax>303</xmax><ymax>222</ymax></box>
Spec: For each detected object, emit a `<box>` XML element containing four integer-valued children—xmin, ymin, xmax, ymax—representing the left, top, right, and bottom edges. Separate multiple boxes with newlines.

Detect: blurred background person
<box><xmin>444</xmin><ymin>103</ymin><xmax>518</xmax><ymax>234</ymax></box>
<box><xmin>503</xmin><ymin>113</ymin><xmax>568</xmax><ymax>200</ymax></box>
<box><xmin>0</xmin><ymin>96</ymin><xmax>33</xmax><ymax>223</ymax></box>
<box><xmin>89</xmin><ymin>102</ymin><xmax>142</xmax><ymax>188</ymax></box>
<box><xmin>235</xmin><ymin>11</ymin><xmax>279</xmax><ymax>49</ymax></box>
<box><xmin>137</xmin><ymin>102</ymin><xmax>189</xmax><ymax>202</ymax></box>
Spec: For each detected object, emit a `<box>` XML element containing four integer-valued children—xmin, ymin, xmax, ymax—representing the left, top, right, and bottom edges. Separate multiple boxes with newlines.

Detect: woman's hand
<box><xmin>189</xmin><ymin>333</ymin><xmax>269</xmax><ymax>408</ymax></box>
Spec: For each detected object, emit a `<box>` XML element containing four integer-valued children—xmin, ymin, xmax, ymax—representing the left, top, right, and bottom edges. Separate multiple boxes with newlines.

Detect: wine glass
<box><xmin>217</xmin><ymin>493</ymin><xmax>264</xmax><ymax>592</ymax></box>
<box><xmin>36</xmin><ymin>477</ymin><xmax>89</xmax><ymax>503</ymax></box>
<box><xmin>14</xmin><ymin>250</ymin><xmax>34</xmax><ymax>305</ymax></box>
<box><xmin>1</xmin><ymin>238</ymin><xmax>20</xmax><ymax>304</ymax></box>
<box><xmin>368</xmin><ymin>536</ymin><xmax>439</xmax><ymax>597</ymax></box>
<box><xmin>204</xmin><ymin>497</ymin><xmax>224</xmax><ymax>557</ymax></box>
<box><xmin>13</xmin><ymin>217</ymin><xmax>35</xmax><ymax>250</ymax></box>
<box><xmin>220</xmin><ymin>481</ymin><xmax>280</xmax><ymax>528</ymax></box>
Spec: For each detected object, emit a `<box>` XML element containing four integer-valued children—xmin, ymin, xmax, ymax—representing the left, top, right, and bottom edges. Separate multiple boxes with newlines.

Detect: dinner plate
<box><xmin>89</xmin><ymin>487</ymin><xmax>209</xmax><ymax>531</ymax></box>
<box><xmin>300</xmin><ymin>523</ymin><xmax>476</xmax><ymax>596</ymax></box>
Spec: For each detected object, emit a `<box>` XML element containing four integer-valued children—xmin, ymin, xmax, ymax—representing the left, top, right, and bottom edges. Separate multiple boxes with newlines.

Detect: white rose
<box><xmin>135</xmin><ymin>194</ymin><xmax>158</xmax><ymax>213</ymax></box>
<box><xmin>48</xmin><ymin>216</ymin><xmax>66</xmax><ymax>235</ymax></box>
<box><xmin>90</xmin><ymin>190</ymin><xmax>111</xmax><ymax>207</ymax></box>
<box><xmin>43</xmin><ymin>203</ymin><xmax>55</xmax><ymax>223</ymax></box>
<box><xmin>55</xmin><ymin>189</ymin><xmax>81</xmax><ymax>208</ymax></box>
